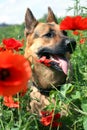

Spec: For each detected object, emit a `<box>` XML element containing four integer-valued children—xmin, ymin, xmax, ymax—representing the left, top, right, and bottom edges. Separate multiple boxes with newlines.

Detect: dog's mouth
<box><xmin>37</xmin><ymin>48</ymin><xmax>68</xmax><ymax>75</ymax></box>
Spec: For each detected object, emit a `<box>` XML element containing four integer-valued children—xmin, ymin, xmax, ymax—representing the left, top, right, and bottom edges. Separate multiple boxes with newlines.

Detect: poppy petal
<box><xmin>0</xmin><ymin>51</ymin><xmax>31</xmax><ymax>96</ymax></box>
<box><xmin>3</xmin><ymin>96</ymin><xmax>19</xmax><ymax>108</ymax></box>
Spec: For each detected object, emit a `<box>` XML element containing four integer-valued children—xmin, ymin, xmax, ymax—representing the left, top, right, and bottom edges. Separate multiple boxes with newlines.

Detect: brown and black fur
<box><xmin>24</xmin><ymin>7</ymin><xmax>76</xmax><ymax>114</ymax></box>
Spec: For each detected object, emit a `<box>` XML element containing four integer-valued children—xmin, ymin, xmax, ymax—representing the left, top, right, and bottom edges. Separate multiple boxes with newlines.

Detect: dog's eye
<box><xmin>44</xmin><ymin>31</ymin><xmax>55</xmax><ymax>38</ymax></box>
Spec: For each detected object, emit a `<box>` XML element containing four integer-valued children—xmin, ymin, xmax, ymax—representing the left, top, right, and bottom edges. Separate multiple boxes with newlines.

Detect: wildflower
<box><xmin>3</xmin><ymin>96</ymin><xmax>19</xmax><ymax>108</ymax></box>
<box><xmin>73</xmin><ymin>30</ymin><xmax>80</xmax><ymax>35</ymax></box>
<box><xmin>0</xmin><ymin>46</ymin><xmax>5</xmax><ymax>52</ymax></box>
<box><xmin>60</xmin><ymin>16</ymin><xmax>87</xmax><ymax>30</ymax></box>
<box><xmin>40</xmin><ymin>110</ymin><xmax>62</xmax><ymax>127</ymax></box>
<box><xmin>80</xmin><ymin>38</ymin><xmax>86</xmax><ymax>44</ymax></box>
<box><xmin>2</xmin><ymin>38</ymin><xmax>23</xmax><ymax>51</ymax></box>
<box><xmin>0</xmin><ymin>51</ymin><xmax>31</xmax><ymax>96</ymax></box>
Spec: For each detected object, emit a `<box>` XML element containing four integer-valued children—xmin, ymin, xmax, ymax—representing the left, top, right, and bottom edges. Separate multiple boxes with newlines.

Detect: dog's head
<box><xmin>24</xmin><ymin>7</ymin><xmax>76</xmax><ymax>89</ymax></box>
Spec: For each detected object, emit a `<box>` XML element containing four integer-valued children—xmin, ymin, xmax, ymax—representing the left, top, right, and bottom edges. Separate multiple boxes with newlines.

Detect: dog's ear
<box><xmin>46</xmin><ymin>7</ymin><xmax>58</xmax><ymax>24</ymax></box>
<box><xmin>25</xmin><ymin>8</ymin><xmax>38</xmax><ymax>36</ymax></box>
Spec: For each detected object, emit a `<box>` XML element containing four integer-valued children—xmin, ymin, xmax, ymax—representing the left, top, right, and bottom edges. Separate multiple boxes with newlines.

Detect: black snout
<box><xmin>64</xmin><ymin>38</ymin><xmax>76</xmax><ymax>53</ymax></box>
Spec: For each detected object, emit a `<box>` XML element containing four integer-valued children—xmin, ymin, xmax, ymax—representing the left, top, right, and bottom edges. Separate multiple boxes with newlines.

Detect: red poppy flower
<box><xmin>0</xmin><ymin>46</ymin><xmax>6</xmax><ymax>52</ymax></box>
<box><xmin>60</xmin><ymin>16</ymin><xmax>87</xmax><ymax>30</ymax></box>
<box><xmin>2</xmin><ymin>38</ymin><xmax>23</xmax><ymax>51</ymax></box>
<box><xmin>80</xmin><ymin>38</ymin><xmax>86</xmax><ymax>44</ymax></box>
<box><xmin>73</xmin><ymin>30</ymin><xmax>80</xmax><ymax>35</ymax></box>
<box><xmin>3</xmin><ymin>96</ymin><xmax>19</xmax><ymax>108</ymax></box>
<box><xmin>40</xmin><ymin>110</ymin><xmax>62</xmax><ymax>127</ymax></box>
<box><xmin>0</xmin><ymin>51</ymin><xmax>31</xmax><ymax>96</ymax></box>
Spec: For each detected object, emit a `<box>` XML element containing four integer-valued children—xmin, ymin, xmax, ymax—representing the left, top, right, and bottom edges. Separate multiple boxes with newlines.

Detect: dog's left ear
<box><xmin>46</xmin><ymin>7</ymin><xmax>58</xmax><ymax>24</ymax></box>
<box><xmin>25</xmin><ymin>8</ymin><xmax>38</xmax><ymax>36</ymax></box>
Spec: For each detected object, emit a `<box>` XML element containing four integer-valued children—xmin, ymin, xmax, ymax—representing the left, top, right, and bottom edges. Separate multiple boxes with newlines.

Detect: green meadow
<box><xmin>0</xmin><ymin>24</ymin><xmax>25</xmax><ymax>43</ymax></box>
<box><xmin>0</xmin><ymin>1</ymin><xmax>87</xmax><ymax>130</ymax></box>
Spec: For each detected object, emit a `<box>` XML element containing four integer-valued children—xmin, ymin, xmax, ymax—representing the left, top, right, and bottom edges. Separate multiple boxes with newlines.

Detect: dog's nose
<box><xmin>65</xmin><ymin>38</ymin><xmax>76</xmax><ymax>45</ymax></box>
<box><xmin>65</xmin><ymin>38</ymin><xmax>76</xmax><ymax>53</ymax></box>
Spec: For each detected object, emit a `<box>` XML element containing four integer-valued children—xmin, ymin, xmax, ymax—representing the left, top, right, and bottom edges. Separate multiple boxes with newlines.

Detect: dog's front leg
<box><xmin>29</xmin><ymin>86</ymin><xmax>50</xmax><ymax>115</ymax></box>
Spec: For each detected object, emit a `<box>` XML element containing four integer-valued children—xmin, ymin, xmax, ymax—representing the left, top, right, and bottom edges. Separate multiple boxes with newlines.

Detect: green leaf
<box><xmin>83</xmin><ymin>117</ymin><xmax>87</xmax><ymax>130</ymax></box>
<box><xmin>83</xmin><ymin>73</ymin><xmax>87</xmax><ymax>80</ymax></box>
<box><xmin>81</xmin><ymin>103</ymin><xmax>87</xmax><ymax>112</ymax></box>
<box><xmin>60</xmin><ymin>83</ymin><xmax>74</xmax><ymax>97</ymax></box>
<box><xmin>71</xmin><ymin>91</ymin><xmax>81</xmax><ymax>100</ymax></box>
<box><xmin>11</xmin><ymin>128</ymin><xmax>19</xmax><ymax>130</ymax></box>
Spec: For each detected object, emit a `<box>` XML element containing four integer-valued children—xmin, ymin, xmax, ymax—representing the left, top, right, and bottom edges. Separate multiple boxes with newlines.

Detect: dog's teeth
<box><xmin>50</xmin><ymin>56</ymin><xmax>56</xmax><ymax>60</ymax></box>
<box><xmin>50</xmin><ymin>56</ymin><xmax>54</xmax><ymax>60</ymax></box>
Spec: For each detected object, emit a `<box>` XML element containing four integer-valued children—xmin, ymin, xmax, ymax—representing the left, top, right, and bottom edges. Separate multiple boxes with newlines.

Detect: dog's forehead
<box><xmin>34</xmin><ymin>22</ymin><xmax>60</xmax><ymax>35</ymax></box>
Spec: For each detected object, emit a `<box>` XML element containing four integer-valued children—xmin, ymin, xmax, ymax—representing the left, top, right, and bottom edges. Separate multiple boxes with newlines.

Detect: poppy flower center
<box><xmin>0</xmin><ymin>68</ymin><xmax>10</xmax><ymax>81</ymax></box>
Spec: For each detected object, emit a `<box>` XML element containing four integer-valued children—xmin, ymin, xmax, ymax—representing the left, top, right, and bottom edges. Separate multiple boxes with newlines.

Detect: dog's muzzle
<box><xmin>37</xmin><ymin>38</ymin><xmax>76</xmax><ymax>75</ymax></box>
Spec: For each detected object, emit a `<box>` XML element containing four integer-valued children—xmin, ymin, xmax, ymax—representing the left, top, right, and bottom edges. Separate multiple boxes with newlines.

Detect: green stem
<box><xmin>0</xmin><ymin>98</ymin><xmax>4</xmax><ymax>130</ymax></box>
<box><xmin>24</xmin><ymin>115</ymin><xmax>39</xmax><ymax>130</ymax></box>
<box><xmin>0</xmin><ymin>119</ymin><xmax>4</xmax><ymax>130</ymax></box>
<box><xmin>50</xmin><ymin>83</ymin><xmax>87</xmax><ymax>116</ymax></box>
<box><xmin>17</xmin><ymin>93</ymin><xmax>22</xmax><ymax>127</ymax></box>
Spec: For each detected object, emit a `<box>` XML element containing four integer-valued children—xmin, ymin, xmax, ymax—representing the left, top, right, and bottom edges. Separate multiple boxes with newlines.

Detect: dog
<box><xmin>24</xmin><ymin>7</ymin><xmax>76</xmax><ymax>114</ymax></box>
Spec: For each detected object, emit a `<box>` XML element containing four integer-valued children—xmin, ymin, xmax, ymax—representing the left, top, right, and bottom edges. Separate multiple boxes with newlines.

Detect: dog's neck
<box><xmin>32</xmin><ymin>80</ymin><xmax>61</xmax><ymax>96</ymax></box>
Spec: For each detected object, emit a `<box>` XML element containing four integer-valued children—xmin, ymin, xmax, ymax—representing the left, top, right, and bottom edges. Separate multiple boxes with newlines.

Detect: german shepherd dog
<box><xmin>24</xmin><ymin>7</ymin><xmax>76</xmax><ymax>114</ymax></box>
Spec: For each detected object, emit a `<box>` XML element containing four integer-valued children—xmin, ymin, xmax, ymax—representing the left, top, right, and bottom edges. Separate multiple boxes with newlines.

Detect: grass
<box><xmin>0</xmin><ymin>24</ymin><xmax>25</xmax><ymax>43</ymax></box>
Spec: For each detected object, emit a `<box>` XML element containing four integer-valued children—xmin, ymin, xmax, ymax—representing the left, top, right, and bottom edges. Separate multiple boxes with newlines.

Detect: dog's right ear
<box><xmin>25</xmin><ymin>8</ymin><xmax>38</xmax><ymax>36</ymax></box>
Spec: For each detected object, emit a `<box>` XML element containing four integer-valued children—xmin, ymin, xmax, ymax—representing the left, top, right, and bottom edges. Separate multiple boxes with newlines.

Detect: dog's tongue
<box><xmin>51</xmin><ymin>56</ymin><xmax>68</xmax><ymax>75</ymax></box>
<box><xmin>38</xmin><ymin>56</ymin><xmax>68</xmax><ymax>75</ymax></box>
<box><xmin>59</xmin><ymin>58</ymin><xmax>68</xmax><ymax>75</ymax></box>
